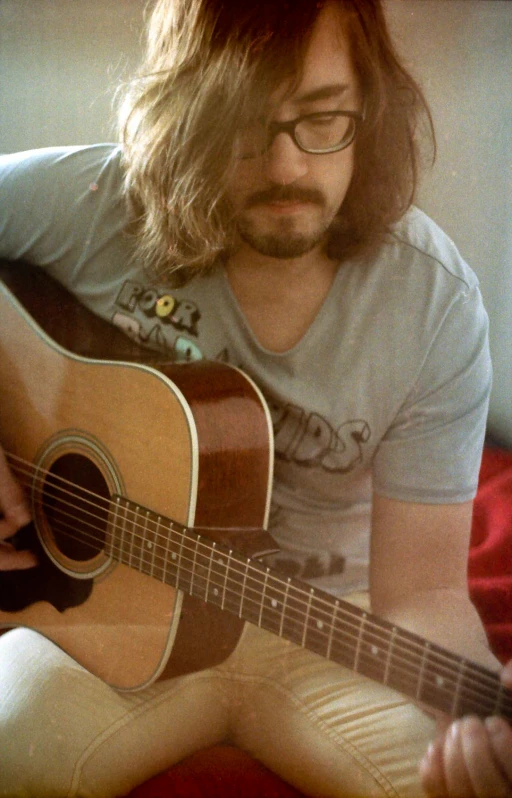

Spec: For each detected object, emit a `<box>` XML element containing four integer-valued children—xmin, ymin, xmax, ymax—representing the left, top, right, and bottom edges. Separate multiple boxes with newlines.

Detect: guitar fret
<box><xmin>353</xmin><ymin>612</ymin><xmax>367</xmax><ymax>674</ymax></box>
<box><xmin>221</xmin><ymin>553</ymin><xmax>231</xmax><ymax>610</ymax></box>
<box><xmin>170</xmin><ymin>524</ymin><xmax>183</xmax><ymax>586</ymax></box>
<box><xmin>140</xmin><ymin>509</ymin><xmax>151</xmax><ymax>576</ymax></box>
<box><xmin>416</xmin><ymin>641</ymin><xmax>431</xmax><ymax>701</ymax></box>
<box><xmin>280</xmin><ymin>586</ymin><xmax>310</xmax><ymax>646</ymax></box>
<box><xmin>205</xmin><ymin>542</ymin><xmax>215</xmax><ymax>602</ymax></box>
<box><xmin>156</xmin><ymin>517</ymin><xmax>168</xmax><ymax>583</ymax></box>
<box><xmin>126</xmin><ymin>506</ymin><xmax>134</xmax><ymax>568</ymax></box>
<box><xmin>279</xmin><ymin>579</ymin><xmax>291</xmax><ymax>638</ymax></box>
<box><xmin>302</xmin><ymin>595</ymin><xmax>334</xmax><ymax>659</ymax></box>
<box><xmin>152</xmin><ymin>513</ymin><xmax>162</xmax><ymax>579</ymax></box>
<box><xmin>104</xmin><ymin>498</ymin><xmax>512</xmax><ymax>723</ymax></box>
<box><xmin>452</xmin><ymin>660</ymin><xmax>467</xmax><ymax>717</ymax></box>
<box><xmin>106</xmin><ymin>497</ymin><xmax>121</xmax><ymax>560</ymax></box>
<box><xmin>258</xmin><ymin>576</ymin><xmax>285</xmax><ymax>636</ymax></box>
<box><xmin>418</xmin><ymin>662</ymin><xmax>457</xmax><ymax>715</ymax></box>
<box><xmin>328</xmin><ymin>632</ymin><xmax>364</xmax><ymax>671</ymax></box>
<box><xmin>189</xmin><ymin>535</ymin><xmax>200</xmax><ymax>595</ymax></box>
<box><xmin>174</xmin><ymin>519</ymin><xmax>185</xmax><ymax>590</ymax></box>
<box><xmin>301</xmin><ymin>589</ymin><xmax>314</xmax><ymax>648</ymax></box>
<box><xmin>212</xmin><ymin>551</ymin><xmax>227</xmax><ymax>606</ymax></box>
<box><xmin>395</xmin><ymin>636</ymin><xmax>429</xmax><ymax>699</ymax></box>
<box><xmin>155</xmin><ymin>517</ymin><xmax>165</xmax><ymax>586</ymax></box>
<box><xmin>130</xmin><ymin>505</ymin><xmax>143</xmax><ymax>570</ymax></box>
<box><xmin>118</xmin><ymin>500</ymin><xmax>128</xmax><ymax>564</ymax></box>
<box><xmin>238</xmin><ymin>559</ymin><xmax>249</xmax><ymax>618</ymax></box>
<box><xmin>306</xmin><ymin>595</ymin><xmax>325</xmax><ymax>651</ymax></box>
<box><xmin>258</xmin><ymin>568</ymin><xmax>270</xmax><ymax>627</ymax></box>
<box><xmin>326</xmin><ymin>600</ymin><xmax>339</xmax><ymax>660</ymax></box>
<box><xmin>383</xmin><ymin>627</ymin><xmax>397</xmax><ymax>686</ymax></box>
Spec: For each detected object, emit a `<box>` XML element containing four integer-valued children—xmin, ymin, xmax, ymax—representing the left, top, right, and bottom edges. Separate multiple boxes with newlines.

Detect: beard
<box><xmin>236</xmin><ymin>219</ymin><xmax>330</xmax><ymax>259</ymax></box>
<box><xmin>234</xmin><ymin>185</ymin><xmax>336</xmax><ymax>259</ymax></box>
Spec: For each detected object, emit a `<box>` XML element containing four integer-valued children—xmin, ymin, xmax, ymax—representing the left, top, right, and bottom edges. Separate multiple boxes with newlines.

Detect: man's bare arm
<box><xmin>370</xmin><ymin>493</ymin><xmax>511</xmax><ymax>797</ymax></box>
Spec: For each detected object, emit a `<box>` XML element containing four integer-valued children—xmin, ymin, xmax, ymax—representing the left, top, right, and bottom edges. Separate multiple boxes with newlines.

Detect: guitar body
<box><xmin>0</xmin><ymin>265</ymin><xmax>274</xmax><ymax>691</ymax></box>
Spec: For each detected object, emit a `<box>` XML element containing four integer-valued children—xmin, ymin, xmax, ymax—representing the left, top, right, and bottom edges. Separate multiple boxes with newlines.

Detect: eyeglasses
<box><xmin>236</xmin><ymin>110</ymin><xmax>365</xmax><ymax>159</ymax></box>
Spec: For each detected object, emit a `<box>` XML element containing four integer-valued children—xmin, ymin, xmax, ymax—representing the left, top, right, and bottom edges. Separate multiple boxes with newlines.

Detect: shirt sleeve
<box><xmin>372</xmin><ymin>281</ymin><xmax>492</xmax><ymax>503</ymax></box>
<box><xmin>0</xmin><ymin>144</ymin><xmax>128</xmax><ymax>287</ymax></box>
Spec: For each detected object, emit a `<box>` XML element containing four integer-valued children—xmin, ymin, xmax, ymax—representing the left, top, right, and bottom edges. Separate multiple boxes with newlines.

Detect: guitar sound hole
<box><xmin>42</xmin><ymin>453</ymin><xmax>110</xmax><ymax>562</ymax></box>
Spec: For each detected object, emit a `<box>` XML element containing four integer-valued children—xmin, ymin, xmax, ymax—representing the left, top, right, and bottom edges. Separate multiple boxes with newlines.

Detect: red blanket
<box><xmin>469</xmin><ymin>445</ymin><xmax>512</xmax><ymax>664</ymax></box>
<box><xmin>126</xmin><ymin>446</ymin><xmax>512</xmax><ymax>798</ymax></box>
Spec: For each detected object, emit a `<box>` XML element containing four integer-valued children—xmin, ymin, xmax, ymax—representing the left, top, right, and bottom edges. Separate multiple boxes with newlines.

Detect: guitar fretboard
<box><xmin>109</xmin><ymin>495</ymin><xmax>512</xmax><ymax>722</ymax></box>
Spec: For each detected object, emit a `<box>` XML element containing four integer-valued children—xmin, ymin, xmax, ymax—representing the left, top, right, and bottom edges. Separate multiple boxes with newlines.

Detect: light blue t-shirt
<box><xmin>0</xmin><ymin>144</ymin><xmax>492</xmax><ymax>596</ymax></box>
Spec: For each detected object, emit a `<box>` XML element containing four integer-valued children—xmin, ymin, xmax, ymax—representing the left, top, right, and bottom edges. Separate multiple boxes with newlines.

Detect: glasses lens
<box><xmin>235</xmin><ymin>113</ymin><xmax>358</xmax><ymax>159</ymax></box>
<box><xmin>296</xmin><ymin>114</ymin><xmax>356</xmax><ymax>153</ymax></box>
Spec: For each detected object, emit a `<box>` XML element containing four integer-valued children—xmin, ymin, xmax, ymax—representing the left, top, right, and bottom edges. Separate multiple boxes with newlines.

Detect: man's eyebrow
<box><xmin>292</xmin><ymin>83</ymin><xmax>350</xmax><ymax>104</ymax></box>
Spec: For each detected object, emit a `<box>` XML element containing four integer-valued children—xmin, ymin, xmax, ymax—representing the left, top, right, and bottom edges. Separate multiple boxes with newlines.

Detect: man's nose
<box><xmin>262</xmin><ymin>131</ymin><xmax>309</xmax><ymax>185</ymax></box>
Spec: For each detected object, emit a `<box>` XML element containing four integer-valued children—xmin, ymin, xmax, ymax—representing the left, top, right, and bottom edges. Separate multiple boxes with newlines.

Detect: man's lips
<box><xmin>263</xmin><ymin>199</ymin><xmax>311</xmax><ymax>213</ymax></box>
<box><xmin>245</xmin><ymin>187</ymin><xmax>325</xmax><ymax>211</ymax></box>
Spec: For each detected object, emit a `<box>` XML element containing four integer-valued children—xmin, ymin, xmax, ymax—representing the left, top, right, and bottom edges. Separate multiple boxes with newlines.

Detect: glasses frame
<box><xmin>238</xmin><ymin>109</ymin><xmax>365</xmax><ymax>159</ymax></box>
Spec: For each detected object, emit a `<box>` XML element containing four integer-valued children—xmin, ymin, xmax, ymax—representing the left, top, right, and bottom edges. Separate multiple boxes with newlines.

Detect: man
<box><xmin>0</xmin><ymin>0</ymin><xmax>511</xmax><ymax>795</ymax></box>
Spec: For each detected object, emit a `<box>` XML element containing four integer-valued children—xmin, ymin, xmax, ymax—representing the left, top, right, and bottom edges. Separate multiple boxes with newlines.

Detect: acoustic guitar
<box><xmin>0</xmin><ymin>264</ymin><xmax>510</xmax><ymax>728</ymax></box>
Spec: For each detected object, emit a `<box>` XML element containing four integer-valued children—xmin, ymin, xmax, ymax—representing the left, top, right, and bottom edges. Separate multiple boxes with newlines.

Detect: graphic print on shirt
<box><xmin>263</xmin><ymin>503</ymin><xmax>347</xmax><ymax>579</ymax></box>
<box><xmin>260</xmin><ymin>401</ymin><xmax>371</xmax><ymax>581</ymax></box>
<box><xmin>267</xmin><ymin>396</ymin><xmax>371</xmax><ymax>474</ymax></box>
<box><xmin>112</xmin><ymin>279</ymin><xmax>203</xmax><ymax>361</ymax></box>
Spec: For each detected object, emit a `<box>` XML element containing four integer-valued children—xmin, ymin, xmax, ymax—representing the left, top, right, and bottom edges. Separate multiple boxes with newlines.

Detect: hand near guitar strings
<box><xmin>0</xmin><ymin>445</ymin><xmax>37</xmax><ymax>569</ymax></box>
<box><xmin>420</xmin><ymin>659</ymin><xmax>512</xmax><ymax>797</ymax></box>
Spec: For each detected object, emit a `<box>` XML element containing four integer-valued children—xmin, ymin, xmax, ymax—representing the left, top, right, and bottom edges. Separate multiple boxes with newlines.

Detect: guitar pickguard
<box><xmin>0</xmin><ymin>524</ymin><xmax>93</xmax><ymax>613</ymax></box>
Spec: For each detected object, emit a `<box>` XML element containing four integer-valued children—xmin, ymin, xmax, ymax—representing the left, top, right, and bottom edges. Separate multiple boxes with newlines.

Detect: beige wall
<box><xmin>1</xmin><ymin>0</ymin><xmax>511</xmax><ymax>445</ymax></box>
<box><xmin>386</xmin><ymin>1</ymin><xmax>512</xmax><ymax>446</ymax></box>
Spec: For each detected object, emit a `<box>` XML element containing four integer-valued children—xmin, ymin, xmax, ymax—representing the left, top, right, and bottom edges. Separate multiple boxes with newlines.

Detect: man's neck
<box><xmin>224</xmin><ymin>244</ymin><xmax>339</xmax><ymax>352</ymax></box>
<box><xmin>226</xmin><ymin>242</ymin><xmax>336</xmax><ymax>292</ymax></box>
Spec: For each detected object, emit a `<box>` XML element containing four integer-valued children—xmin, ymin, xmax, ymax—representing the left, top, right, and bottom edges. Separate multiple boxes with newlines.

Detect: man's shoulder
<box><xmin>0</xmin><ymin>143</ymin><xmax>128</xmax><ymax>268</ymax></box>
<box><xmin>386</xmin><ymin>206</ymin><xmax>479</xmax><ymax>292</ymax></box>
<box><xmin>0</xmin><ymin>143</ymin><xmax>123</xmax><ymax>187</ymax></box>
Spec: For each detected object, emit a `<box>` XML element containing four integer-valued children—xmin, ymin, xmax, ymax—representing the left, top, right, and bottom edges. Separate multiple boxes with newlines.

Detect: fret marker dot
<box><xmin>271</xmin><ymin>599</ymin><xmax>278</xmax><ymax>608</ymax></box>
<box><xmin>317</xmin><ymin>621</ymin><xmax>324</xmax><ymax>630</ymax></box>
<box><xmin>213</xmin><ymin>588</ymin><xmax>219</xmax><ymax>597</ymax></box>
<box><xmin>145</xmin><ymin>541</ymin><xmax>153</xmax><ymax>549</ymax></box>
<box><xmin>436</xmin><ymin>676</ymin><xmax>444</xmax><ymax>687</ymax></box>
<box><xmin>171</xmin><ymin>553</ymin><xmax>177</xmax><ymax>561</ymax></box>
<box><xmin>218</xmin><ymin>558</ymin><xmax>224</xmax><ymax>566</ymax></box>
<box><xmin>371</xmin><ymin>645</ymin><xmax>379</xmax><ymax>656</ymax></box>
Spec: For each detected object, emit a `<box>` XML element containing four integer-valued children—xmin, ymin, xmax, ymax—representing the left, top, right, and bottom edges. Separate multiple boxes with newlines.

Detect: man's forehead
<box><xmin>267</xmin><ymin>5</ymin><xmax>357</xmax><ymax>110</ymax></box>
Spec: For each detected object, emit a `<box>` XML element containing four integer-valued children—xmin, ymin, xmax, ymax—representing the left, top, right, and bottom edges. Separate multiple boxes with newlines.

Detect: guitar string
<box><xmin>6</xmin><ymin>452</ymin><xmax>509</xmax><ymax>710</ymax></box>
<box><xmin>7</xmin><ymin>452</ymin><xmax>262</xmax><ymax>535</ymax></box>
<box><xmin>6</xmin><ymin>452</ymin><xmax>510</xmax><ymax>714</ymax></box>
<box><xmin>32</xmin><ymin>506</ymin><xmax>512</xmax><ymax>718</ymax></box>
<box><xmin>12</xmin><ymin>506</ymin><xmax>512</xmax><ymax>715</ymax></box>
<box><xmin>24</xmin><ymin>512</ymin><xmax>512</xmax><ymax>718</ymax></box>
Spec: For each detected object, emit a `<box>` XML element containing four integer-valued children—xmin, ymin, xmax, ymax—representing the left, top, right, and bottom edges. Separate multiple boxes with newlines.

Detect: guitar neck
<box><xmin>110</xmin><ymin>495</ymin><xmax>512</xmax><ymax>722</ymax></box>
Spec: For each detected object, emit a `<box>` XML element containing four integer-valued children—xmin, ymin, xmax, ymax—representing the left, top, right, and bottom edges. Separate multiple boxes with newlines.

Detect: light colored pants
<box><xmin>0</xmin><ymin>601</ymin><xmax>436</xmax><ymax>798</ymax></box>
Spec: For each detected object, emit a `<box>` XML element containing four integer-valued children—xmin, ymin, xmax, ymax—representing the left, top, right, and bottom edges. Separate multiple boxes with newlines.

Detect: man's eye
<box><xmin>306</xmin><ymin>114</ymin><xmax>339</xmax><ymax>126</ymax></box>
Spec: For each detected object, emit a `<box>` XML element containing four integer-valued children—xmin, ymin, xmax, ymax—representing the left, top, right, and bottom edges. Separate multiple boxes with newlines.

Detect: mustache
<box><xmin>244</xmin><ymin>186</ymin><xmax>325</xmax><ymax>209</ymax></box>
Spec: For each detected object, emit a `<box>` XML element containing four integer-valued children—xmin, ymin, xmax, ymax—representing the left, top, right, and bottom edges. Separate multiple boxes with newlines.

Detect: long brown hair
<box><xmin>119</xmin><ymin>0</ymin><xmax>435</xmax><ymax>282</ymax></box>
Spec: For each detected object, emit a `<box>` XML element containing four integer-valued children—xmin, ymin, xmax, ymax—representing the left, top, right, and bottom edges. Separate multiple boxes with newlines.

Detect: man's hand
<box><xmin>420</xmin><ymin>661</ymin><xmax>512</xmax><ymax>797</ymax></box>
<box><xmin>0</xmin><ymin>445</ymin><xmax>37</xmax><ymax>569</ymax></box>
